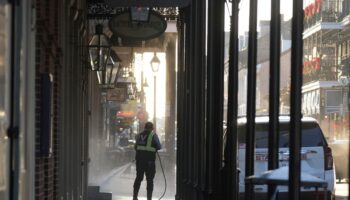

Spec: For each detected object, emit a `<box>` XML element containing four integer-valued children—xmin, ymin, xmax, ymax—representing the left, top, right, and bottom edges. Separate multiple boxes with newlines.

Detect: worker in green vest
<box><xmin>133</xmin><ymin>122</ymin><xmax>162</xmax><ymax>200</ymax></box>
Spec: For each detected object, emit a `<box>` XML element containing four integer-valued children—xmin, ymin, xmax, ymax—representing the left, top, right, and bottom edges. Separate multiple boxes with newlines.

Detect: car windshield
<box><xmin>238</xmin><ymin>122</ymin><xmax>326</xmax><ymax>148</ymax></box>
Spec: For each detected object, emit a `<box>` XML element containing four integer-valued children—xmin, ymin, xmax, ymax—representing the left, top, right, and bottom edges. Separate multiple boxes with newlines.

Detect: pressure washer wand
<box><xmin>157</xmin><ymin>151</ymin><xmax>167</xmax><ymax>200</ymax></box>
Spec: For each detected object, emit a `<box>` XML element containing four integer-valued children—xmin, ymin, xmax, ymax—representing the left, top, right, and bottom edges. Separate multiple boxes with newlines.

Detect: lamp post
<box><xmin>339</xmin><ymin>76</ymin><xmax>349</xmax><ymax>138</ymax></box>
<box><xmin>140</xmin><ymin>53</ymin><xmax>149</xmax><ymax>109</ymax></box>
<box><xmin>150</xmin><ymin>52</ymin><xmax>160</xmax><ymax>131</ymax></box>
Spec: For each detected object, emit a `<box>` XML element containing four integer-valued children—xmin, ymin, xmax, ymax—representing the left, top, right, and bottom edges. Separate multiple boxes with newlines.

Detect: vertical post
<box><xmin>341</xmin><ymin>85</ymin><xmax>344</xmax><ymax>137</ymax></box>
<box><xmin>207</xmin><ymin>0</ymin><xmax>225</xmax><ymax>198</ymax></box>
<box><xmin>102</xmin><ymin>93</ymin><xmax>109</xmax><ymax>147</ymax></box>
<box><xmin>140</xmin><ymin>54</ymin><xmax>145</xmax><ymax>132</ymax></box>
<box><xmin>246</xmin><ymin>0</ymin><xmax>258</xmax><ymax>199</ymax></box>
<box><xmin>289</xmin><ymin>0</ymin><xmax>304</xmax><ymax>199</ymax></box>
<box><xmin>9</xmin><ymin>1</ymin><xmax>22</xmax><ymax>199</ymax></box>
<box><xmin>225</xmin><ymin>0</ymin><xmax>240</xmax><ymax>199</ymax></box>
<box><xmin>348</xmin><ymin>84</ymin><xmax>350</xmax><ymax>197</ymax></box>
<box><xmin>190</xmin><ymin>0</ymin><xmax>206</xmax><ymax>195</ymax></box>
<box><xmin>328</xmin><ymin>114</ymin><xmax>331</xmax><ymax>138</ymax></box>
<box><xmin>153</xmin><ymin>75</ymin><xmax>157</xmax><ymax>132</ymax></box>
<box><xmin>141</xmin><ymin>62</ymin><xmax>144</xmax><ymax>104</ymax></box>
<box><xmin>268</xmin><ymin>0</ymin><xmax>281</xmax><ymax>198</ymax></box>
<box><xmin>176</xmin><ymin>9</ymin><xmax>186</xmax><ymax>199</ymax></box>
<box><xmin>165</xmin><ymin>41</ymin><xmax>176</xmax><ymax>163</ymax></box>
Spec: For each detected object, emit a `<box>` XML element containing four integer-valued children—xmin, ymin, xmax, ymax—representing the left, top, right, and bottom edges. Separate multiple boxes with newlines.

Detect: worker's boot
<box><xmin>132</xmin><ymin>191</ymin><xmax>139</xmax><ymax>200</ymax></box>
<box><xmin>133</xmin><ymin>189</ymin><xmax>139</xmax><ymax>200</ymax></box>
<box><xmin>146</xmin><ymin>181</ymin><xmax>153</xmax><ymax>200</ymax></box>
<box><xmin>147</xmin><ymin>193</ymin><xmax>152</xmax><ymax>200</ymax></box>
<box><xmin>133</xmin><ymin>177</ymin><xmax>141</xmax><ymax>200</ymax></box>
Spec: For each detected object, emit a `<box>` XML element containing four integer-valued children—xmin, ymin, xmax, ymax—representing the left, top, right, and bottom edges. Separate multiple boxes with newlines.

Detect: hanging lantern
<box><xmin>88</xmin><ymin>24</ymin><xmax>111</xmax><ymax>71</ymax></box>
<box><xmin>97</xmin><ymin>50</ymin><xmax>121</xmax><ymax>89</ymax></box>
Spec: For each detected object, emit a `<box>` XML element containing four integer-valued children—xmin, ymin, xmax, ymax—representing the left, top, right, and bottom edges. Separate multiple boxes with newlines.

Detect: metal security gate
<box><xmin>175</xmin><ymin>0</ymin><xmax>347</xmax><ymax>199</ymax></box>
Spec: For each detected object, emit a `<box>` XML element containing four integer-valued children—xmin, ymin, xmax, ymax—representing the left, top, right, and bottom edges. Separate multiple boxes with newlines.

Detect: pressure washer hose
<box><xmin>157</xmin><ymin>151</ymin><xmax>167</xmax><ymax>200</ymax></box>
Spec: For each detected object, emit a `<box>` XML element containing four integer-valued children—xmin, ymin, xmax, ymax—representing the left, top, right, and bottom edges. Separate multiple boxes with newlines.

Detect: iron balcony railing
<box><xmin>304</xmin><ymin>10</ymin><xmax>340</xmax><ymax>30</ymax></box>
<box><xmin>303</xmin><ymin>1</ymin><xmax>343</xmax><ymax>30</ymax></box>
<box><xmin>303</xmin><ymin>70</ymin><xmax>337</xmax><ymax>83</ymax></box>
<box><xmin>303</xmin><ymin>57</ymin><xmax>337</xmax><ymax>83</ymax></box>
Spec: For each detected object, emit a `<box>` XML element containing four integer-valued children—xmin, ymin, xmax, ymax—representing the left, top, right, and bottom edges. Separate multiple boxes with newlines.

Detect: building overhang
<box><xmin>106</xmin><ymin>0</ymin><xmax>190</xmax><ymax>7</ymax></box>
<box><xmin>303</xmin><ymin>22</ymin><xmax>342</xmax><ymax>39</ymax></box>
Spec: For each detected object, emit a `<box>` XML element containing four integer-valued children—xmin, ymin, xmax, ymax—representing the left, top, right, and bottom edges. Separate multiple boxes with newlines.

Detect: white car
<box><xmin>237</xmin><ymin>116</ymin><xmax>336</xmax><ymax>199</ymax></box>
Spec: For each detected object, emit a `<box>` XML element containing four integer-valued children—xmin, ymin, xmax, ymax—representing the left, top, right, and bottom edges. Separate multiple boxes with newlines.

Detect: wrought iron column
<box><xmin>183</xmin><ymin>6</ymin><xmax>191</xmax><ymax>199</ymax></box>
<box><xmin>289</xmin><ymin>0</ymin><xmax>304</xmax><ymax>199</ymax></box>
<box><xmin>193</xmin><ymin>0</ymin><xmax>206</xmax><ymax>198</ymax></box>
<box><xmin>225</xmin><ymin>0</ymin><xmax>240</xmax><ymax>199</ymax></box>
<box><xmin>206</xmin><ymin>0</ymin><xmax>225</xmax><ymax>198</ymax></box>
<box><xmin>245</xmin><ymin>0</ymin><xmax>258</xmax><ymax>199</ymax></box>
<box><xmin>268</xmin><ymin>0</ymin><xmax>281</xmax><ymax>198</ymax></box>
<box><xmin>176</xmin><ymin>8</ymin><xmax>186</xmax><ymax>200</ymax></box>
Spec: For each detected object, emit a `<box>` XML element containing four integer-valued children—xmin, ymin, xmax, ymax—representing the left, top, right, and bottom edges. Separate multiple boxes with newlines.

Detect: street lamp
<box><xmin>88</xmin><ymin>24</ymin><xmax>111</xmax><ymax>71</ymax></box>
<box><xmin>150</xmin><ymin>52</ymin><xmax>160</xmax><ymax>131</ymax></box>
<box><xmin>143</xmin><ymin>78</ymin><xmax>149</xmax><ymax>88</ymax></box>
<box><xmin>150</xmin><ymin>52</ymin><xmax>160</xmax><ymax>72</ymax></box>
<box><xmin>97</xmin><ymin>50</ymin><xmax>121</xmax><ymax>89</ymax></box>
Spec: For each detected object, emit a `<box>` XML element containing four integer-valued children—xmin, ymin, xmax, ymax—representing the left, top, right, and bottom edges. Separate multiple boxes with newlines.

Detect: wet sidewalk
<box><xmin>335</xmin><ymin>183</ymin><xmax>349</xmax><ymax>200</ymax></box>
<box><xmin>99</xmin><ymin>159</ymin><xmax>176</xmax><ymax>200</ymax></box>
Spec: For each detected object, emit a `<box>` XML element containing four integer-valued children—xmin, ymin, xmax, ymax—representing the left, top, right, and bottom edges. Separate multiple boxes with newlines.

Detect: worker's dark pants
<box><xmin>133</xmin><ymin>160</ymin><xmax>156</xmax><ymax>200</ymax></box>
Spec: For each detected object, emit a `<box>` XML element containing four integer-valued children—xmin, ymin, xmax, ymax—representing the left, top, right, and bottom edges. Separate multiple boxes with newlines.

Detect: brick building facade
<box><xmin>34</xmin><ymin>0</ymin><xmax>90</xmax><ymax>199</ymax></box>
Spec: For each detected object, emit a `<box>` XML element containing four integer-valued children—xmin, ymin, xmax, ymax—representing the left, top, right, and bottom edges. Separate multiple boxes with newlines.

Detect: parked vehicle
<box><xmin>237</xmin><ymin>116</ymin><xmax>336</xmax><ymax>199</ymax></box>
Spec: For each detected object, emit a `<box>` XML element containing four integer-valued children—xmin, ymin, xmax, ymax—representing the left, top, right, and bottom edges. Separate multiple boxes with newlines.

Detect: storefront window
<box><xmin>0</xmin><ymin>3</ymin><xmax>10</xmax><ymax>200</ymax></box>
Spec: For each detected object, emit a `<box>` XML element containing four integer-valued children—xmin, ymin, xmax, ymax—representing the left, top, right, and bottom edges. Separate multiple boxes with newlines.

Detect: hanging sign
<box><xmin>107</xmin><ymin>87</ymin><xmax>127</xmax><ymax>102</ymax></box>
<box><xmin>106</xmin><ymin>0</ymin><xmax>190</xmax><ymax>7</ymax></box>
<box><xmin>109</xmin><ymin>10</ymin><xmax>167</xmax><ymax>40</ymax></box>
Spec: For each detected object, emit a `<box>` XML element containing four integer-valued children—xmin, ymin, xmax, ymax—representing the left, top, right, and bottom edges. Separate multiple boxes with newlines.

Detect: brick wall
<box><xmin>35</xmin><ymin>0</ymin><xmax>62</xmax><ymax>199</ymax></box>
<box><xmin>35</xmin><ymin>0</ymin><xmax>88</xmax><ymax>199</ymax></box>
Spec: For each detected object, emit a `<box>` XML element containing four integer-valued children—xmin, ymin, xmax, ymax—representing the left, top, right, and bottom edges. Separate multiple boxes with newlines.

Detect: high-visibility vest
<box><xmin>136</xmin><ymin>132</ymin><xmax>156</xmax><ymax>152</ymax></box>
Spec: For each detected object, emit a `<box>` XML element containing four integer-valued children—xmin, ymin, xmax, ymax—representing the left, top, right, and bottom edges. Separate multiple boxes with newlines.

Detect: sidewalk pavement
<box><xmin>99</xmin><ymin>160</ymin><xmax>176</xmax><ymax>200</ymax></box>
